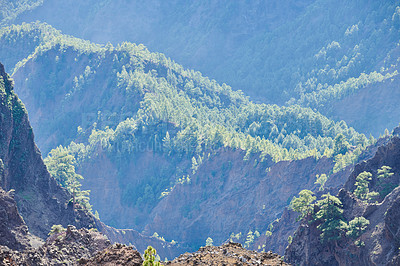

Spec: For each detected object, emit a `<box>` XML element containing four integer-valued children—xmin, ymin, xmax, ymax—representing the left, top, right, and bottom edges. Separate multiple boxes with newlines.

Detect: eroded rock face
<box><xmin>285</xmin><ymin>135</ymin><xmax>400</xmax><ymax>265</ymax></box>
<box><xmin>0</xmin><ymin>187</ymin><xmax>43</xmax><ymax>253</ymax></box>
<box><xmin>0</xmin><ymin>62</ymin><xmax>182</xmax><ymax>260</ymax></box>
<box><xmin>166</xmin><ymin>242</ymin><xmax>289</xmax><ymax>265</ymax></box>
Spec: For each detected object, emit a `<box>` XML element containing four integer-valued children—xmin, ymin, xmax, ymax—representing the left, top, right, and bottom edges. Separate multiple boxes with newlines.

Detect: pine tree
<box><xmin>290</xmin><ymin>190</ymin><xmax>316</xmax><ymax>221</ymax></box>
<box><xmin>346</xmin><ymin>217</ymin><xmax>369</xmax><ymax>247</ymax></box>
<box><xmin>315</xmin><ymin>193</ymin><xmax>347</xmax><ymax>243</ymax></box>
<box><xmin>377</xmin><ymin>166</ymin><xmax>394</xmax><ymax>179</ymax></box>
<box><xmin>143</xmin><ymin>246</ymin><xmax>161</xmax><ymax>266</ymax></box>
<box><xmin>205</xmin><ymin>237</ymin><xmax>213</xmax><ymax>247</ymax></box>
<box><xmin>354</xmin><ymin>171</ymin><xmax>378</xmax><ymax>201</ymax></box>
<box><xmin>333</xmin><ymin>133</ymin><xmax>349</xmax><ymax>156</ymax></box>
<box><xmin>315</xmin><ymin>174</ymin><xmax>328</xmax><ymax>191</ymax></box>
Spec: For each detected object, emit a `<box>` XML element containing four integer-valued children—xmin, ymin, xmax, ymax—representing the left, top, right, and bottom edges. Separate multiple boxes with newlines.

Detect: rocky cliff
<box><xmin>0</xmin><ymin>188</ymin><xmax>41</xmax><ymax>252</ymax></box>
<box><xmin>285</xmin><ymin>135</ymin><xmax>400</xmax><ymax>265</ymax></box>
<box><xmin>261</xmin><ymin>135</ymin><xmax>390</xmax><ymax>255</ymax></box>
<box><xmin>0</xmin><ymin>62</ymin><xmax>96</xmax><ymax>238</ymax></box>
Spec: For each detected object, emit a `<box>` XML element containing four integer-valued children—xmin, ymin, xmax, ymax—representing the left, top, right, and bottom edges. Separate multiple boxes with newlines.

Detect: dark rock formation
<box><xmin>262</xmin><ymin>135</ymin><xmax>388</xmax><ymax>255</ymax></box>
<box><xmin>0</xmin><ymin>187</ymin><xmax>44</xmax><ymax>253</ymax></box>
<box><xmin>95</xmin><ymin>220</ymin><xmax>186</xmax><ymax>260</ymax></box>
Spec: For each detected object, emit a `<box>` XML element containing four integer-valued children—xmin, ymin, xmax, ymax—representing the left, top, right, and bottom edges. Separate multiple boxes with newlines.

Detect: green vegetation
<box><xmin>48</xmin><ymin>224</ymin><xmax>66</xmax><ymax>236</ymax></box>
<box><xmin>346</xmin><ymin>217</ymin><xmax>369</xmax><ymax>247</ymax></box>
<box><xmin>333</xmin><ymin>134</ymin><xmax>350</xmax><ymax>156</ymax></box>
<box><xmin>143</xmin><ymin>246</ymin><xmax>161</xmax><ymax>266</ymax></box>
<box><xmin>4</xmin><ymin>1</ymin><xmax>399</xmax><ymax>118</ymax></box>
<box><xmin>0</xmin><ymin>23</ymin><xmax>371</xmax><ymax>213</ymax></box>
<box><xmin>244</xmin><ymin>230</ymin><xmax>255</xmax><ymax>248</ymax></box>
<box><xmin>315</xmin><ymin>194</ymin><xmax>347</xmax><ymax>243</ymax></box>
<box><xmin>0</xmin><ymin>0</ymin><xmax>43</xmax><ymax>26</ymax></box>
<box><xmin>44</xmin><ymin>146</ymin><xmax>92</xmax><ymax>212</ymax></box>
<box><xmin>315</xmin><ymin>174</ymin><xmax>328</xmax><ymax>191</ymax></box>
<box><xmin>353</xmin><ymin>171</ymin><xmax>378</xmax><ymax>202</ymax></box>
<box><xmin>287</xmin><ymin>235</ymin><xmax>293</xmax><ymax>245</ymax></box>
<box><xmin>378</xmin><ymin>166</ymin><xmax>394</xmax><ymax>179</ymax></box>
<box><xmin>205</xmin><ymin>237</ymin><xmax>213</xmax><ymax>247</ymax></box>
<box><xmin>290</xmin><ymin>190</ymin><xmax>316</xmax><ymax>221</ymax></box>
<box><xmin>377</xmin><ymin>166</ymin><xmax>396</xmax><ymax>198</ymax></box>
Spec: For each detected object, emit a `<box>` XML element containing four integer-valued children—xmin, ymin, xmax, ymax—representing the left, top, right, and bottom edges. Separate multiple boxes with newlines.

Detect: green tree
<box><xmin>143</xmin><ymin>246</ymin><xmax>161</xmax><ymax>266</ymax></box>
<box><xmin>346</xmin><ymin>217</ymin><xmax>369</xmax><ymax>247</ymax></box>
<box><xmin>333</xmin><ymin>133</ymin><xmax>349</xmax><ymax>156</ymax></box>
<box><xmin>377</xmin><ymin>166</ymin><xmax>394</xmax><ymax>179</ymax></box>
<box><xmin>354</xmin><ymin>171</ymin><xmax>378</xmax><ymax>201</ymax></box>
<box><xmin>290</xmin><ymin>190</ymin><xmax>316</xmax><ymax>221</ymax></box>
<box><xmin>377</xmin><ymin>165</ymin><xmax>395</xmax><ymax>198</ymax></box>
<box><xmin>44</xmin><ymin>146</ymin><xmax>92</xmax><ymax>211</ymax></box>
<box><xmin>315</xmin><ymin>193</ymin><xmax>347</xmax><ymax>243</ymax></box>
<box><xmin>205</xmin><ymin>237</ymin><xmax>213</xmax><ymax>247</ymax></box>
<box><xmin>48</xmin><ymin>224</ymin><xmax>66</xmax><ymax>236</ymax></box>
<box><xmin>244</xmin><ymin>230</ymin><xmax>255</xmax><ymax>248</ymax></box>
<box><xmin>315</xmin><ymin>174</ymin><xmax>328</xmax><ymax>191</ymax></box>
<box><xmin>287</xmin><ymin>235</ymin><xmax>293</xmax><ymax>245</ymax></box>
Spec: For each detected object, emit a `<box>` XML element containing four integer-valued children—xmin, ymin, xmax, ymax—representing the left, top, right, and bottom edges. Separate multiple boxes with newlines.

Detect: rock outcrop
<box><xmin>0</xmin><ymin>225</ymin><xmax>112</xmax><ymax>265</ymax></box>
<box><xmin>79</xmin><ymin>243</ymin><xmax>143</xmax><ymax>266</ymax></box>
<box><xmin>0</xmin><ymin>187</ymin><xmax>43</xmax><ymax>253</ymax></box>
<box><xmin>166</xmin><ymin>242</ymin><xmax>288</xmax><ymax>266</ymax></box>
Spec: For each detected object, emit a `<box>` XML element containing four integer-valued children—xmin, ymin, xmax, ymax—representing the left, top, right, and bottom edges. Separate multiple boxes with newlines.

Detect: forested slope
<box><xmin>4</xmin><ymin>1</ymin><xmax>400</xmax><ymax>138</ymax></box>
<box><xmin>0</xmin><ymin>22</ymin><xmax>375</xmax><ymax>251</ymax></box>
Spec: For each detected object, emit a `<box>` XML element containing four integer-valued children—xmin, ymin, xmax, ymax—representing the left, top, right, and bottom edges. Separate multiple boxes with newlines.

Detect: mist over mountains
<box><xmin>1</xmin><ymin>1</ymin><xmax>400</xmax><ymax>264</ymax></box>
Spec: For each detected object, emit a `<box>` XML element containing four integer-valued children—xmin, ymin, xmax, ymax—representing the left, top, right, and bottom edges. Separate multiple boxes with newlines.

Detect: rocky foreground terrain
<box><xmin>166</xmin><ymin>242</ymin><xmax>288</xmax><ymax>266</ymax></box>
<box><xmin>0</xmin><ymin>173</ymin><xmax>284</xmax><ymax>265</ymax></box>
<box><xmin>0</xmin><ymin>189</ymin><xmax>285</xmax><ymax>265</ymax></box>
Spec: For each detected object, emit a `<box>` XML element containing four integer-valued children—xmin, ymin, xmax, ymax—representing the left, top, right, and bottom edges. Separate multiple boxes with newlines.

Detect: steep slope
<box><xmin>258</xmin><ymin>135</ymin><xmax>391</xmax><ymax>255</ymax></box>
<box><xmin>0</xmin><ymin>62</ymin><xmax>95</xmax><ymax>238</ymax></box>
<box><xmin>0</xmin><ymin>188</ymin><xmax>40</xmax><ymax>251</ymax></box>
<box><xmin>8</xmin><ymin>1</ymin><xmax>399</xmax><ymax>104</ymax></box>
<box><xmin>285</xmin><ymin>134</ymin><xmax>400</xmax><ymax>265</ymax></box>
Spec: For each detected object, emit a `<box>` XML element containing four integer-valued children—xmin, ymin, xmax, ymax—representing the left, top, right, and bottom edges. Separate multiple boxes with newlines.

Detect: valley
<box><xmin>0</xmin><ymin>1</ymin><xmax>400</xmax><ymax>265</ymax></box>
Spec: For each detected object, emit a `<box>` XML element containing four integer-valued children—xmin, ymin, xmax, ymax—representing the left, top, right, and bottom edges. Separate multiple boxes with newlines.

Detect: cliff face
<box><xmin>285</xmin><ymin>135</ymin><xmax>400</xmax><ymax>265</ymax></box>
<box><xmin>144</xmin><ymin>149</ymin><xmax>344</xmax><ymax>248</ymax></box>
<box><xmin>0</xmin><ymin>188</ymin><xmax>40</xmax><ymax>251</ymax></box>
<box><xmin>0</xmin><ymin>62</ymin><xmax>96</xmax><ymax>238</ymax></box>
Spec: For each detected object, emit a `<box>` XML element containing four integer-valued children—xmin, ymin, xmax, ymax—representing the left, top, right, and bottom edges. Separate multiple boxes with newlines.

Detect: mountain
<box><xmin>4</xmin><ymin>0</ymin><xmax>400</xmax><ymax>136</ymax></box>
<box><xmin>0</xmin><ymin>22</ymin><xmax>375</xmax><ymax>251</ymax></box>
<box><xmin>285</xmin><ymin>131</ymin><xmax>400</xmax><ymax>265</ymax></box>
<box><xmin>1</xmin><ymin>1</ymin><xmax>400</xmax><ymax>263</ymax></box>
